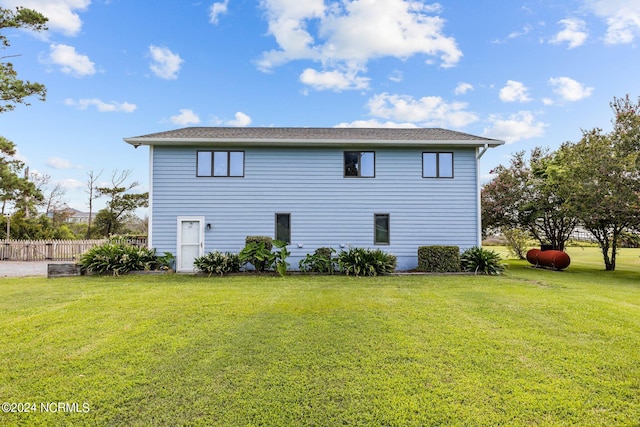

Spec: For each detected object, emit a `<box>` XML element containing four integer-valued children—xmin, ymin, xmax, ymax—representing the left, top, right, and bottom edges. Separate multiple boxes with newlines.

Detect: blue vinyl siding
<box><xmin>150</xmin><ymin>145</ymin><xmax>479</xmax><ymax>270</ymax></box>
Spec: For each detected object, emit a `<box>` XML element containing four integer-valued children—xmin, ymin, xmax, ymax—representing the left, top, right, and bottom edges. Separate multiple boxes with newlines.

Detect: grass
<box><xmin>1</xmin><ymin>247</ymin><xmax>639</xmax><ymax>426</ymax></box>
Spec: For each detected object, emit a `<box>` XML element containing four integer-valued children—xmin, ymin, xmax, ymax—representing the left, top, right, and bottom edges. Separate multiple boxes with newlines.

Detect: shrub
<box><xmin>194</xmin><ymin>251</ymin><xmax>240</xmax><ymax>276</ymax></box>
<box><xmin>501</xmin><ymin>227</ymin><xmax>532</xmax><ymax>259</ymax></box>
<box><xmin>245</xmin><ymin>236</ymin><xmax>273</xmax><ymax>250</ymax></box>
<box><xmin>241</xmin><ymin>236</ymin><xmax>274</xmax><ymax>271</ymax></box>
<box><xmin>337</xmin><ymin>247</ymin><xmax>396</xmax><ymax>277</ymax></box>
<box><xmin>299</xmin><ymin>247</ymin><xmax>336</xmax><ymax>274</ymax></box>
<box><xmin>78</xmin><ymin>242</ymin><xmax>161</xmax><ymax>275</ymax></box>
<box><xmin>460</xmin><ymin>247</ymin><xmax>507</xmax><ymax>275</ymax></box>
<box><xmin>272</xmin><ymin>240</ymin><xmax>290</xmax><ymax>277</ymax></box>
<box><xmin>156</xmin><ymin>252</ymin><xmax>175</xmax><ymax>271</ymax></box>
<box><xmin>417</xmin><ymin>245</ymin><xmax>461</xmax><ymax>273</ymax></box>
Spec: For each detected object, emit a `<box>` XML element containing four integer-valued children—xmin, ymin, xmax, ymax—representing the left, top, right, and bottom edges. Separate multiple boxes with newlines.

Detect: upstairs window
<box><xmin>344</xmin><ymin>151</ymin><xmax>375</xmax><ymax>177</ymax></box>
<box><xmin>423</xmin><ymin>152</ymin><xmax>453</xmax><ymax>178</ymax></box>
<box><xmin>197</xmin><ymin>151</ymin><xmax>244</xmax><ymax>177</ymax></box>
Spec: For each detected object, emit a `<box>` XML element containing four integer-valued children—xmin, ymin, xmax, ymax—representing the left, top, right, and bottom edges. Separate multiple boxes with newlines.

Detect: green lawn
<box><xmin>1</xmin><ymin>248</ymin><xmax>639</xmax><ymax>426</ymax></box>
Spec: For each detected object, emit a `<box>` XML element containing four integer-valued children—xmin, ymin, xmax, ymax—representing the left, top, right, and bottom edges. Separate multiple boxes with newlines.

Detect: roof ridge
<box><xmin>125</xmin><ymin>126</ymin><xmax>502</xmax><ymax>143</ymax></box>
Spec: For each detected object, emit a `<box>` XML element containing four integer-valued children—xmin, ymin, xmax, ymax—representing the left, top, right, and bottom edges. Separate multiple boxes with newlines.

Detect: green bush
<box><xmin>242</xmin><ymin>236</ymin><xmax>274</xmax><ymax>271</ymax></box>
<box><xmin>239</xmin><ymin>238</ymin><xmax>290</xmax><ymax>276</ymax></box>
<box><xmin>417</xmin><ymin>246</ymin><xmax>461</xmax><ymax>272</ymax></box>
<box><xmin>78</xmin><ymin>242</ymin><xmax>162</xmax><ymax>275</ymax></box>
<box><xmin>245</xmin><ymin>236</ymin><xmax>273</xmax><ymax>250</ymax></box>
<box><xmin>239</xmin><ymin>241</ymin><xmax>274</xmax><ymax>272</ymax></box>
<box><xmin>193</xmin><ymin>251</ymin><xmax>240</xmax><ymax>276</ymax></box>
<box><xmin>502</xmin><ymin>227</ymin><xmax>532</xmax><ymax>259</ymax></box>
<box><xmin>337</xmin><ymin>247</ymin><xmax>397</xmax><ymax>277</ymax></box>
<box><xmin>299</xmin><ymin>247</ymin><xmax>337</xmax><ymax>274</ymax></box>
<box><xmin>272</xmin><ymin>240</ymin><xmax>290</xmax><ymax>277</ymax></box>
<box><xmin>460</xmin><ymin>247</ymin><xmax>507</xmax><ymax>275</ymax></box>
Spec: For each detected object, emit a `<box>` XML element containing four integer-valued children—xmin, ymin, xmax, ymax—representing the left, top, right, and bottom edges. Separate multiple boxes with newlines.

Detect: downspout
<box><xmin>476</xmin><ymin>144</ymin><xmax>489</xmax><ymax>247</ymax></box>
<box><xmin>147</xmin><ymin>145</ymin><xmax>154</xmax><ymax>249</ymax></box>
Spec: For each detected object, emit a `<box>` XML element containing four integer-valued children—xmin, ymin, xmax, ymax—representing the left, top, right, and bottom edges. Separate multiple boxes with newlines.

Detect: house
<box><xmin>61</xmin><ymin>208</ymin><xmax>91</xmax><ymax>224</ymax></box>
<box><xmin>124</xmin><ymin>127</ymin><xmax>503</xmax><ymax>272</ymax></box>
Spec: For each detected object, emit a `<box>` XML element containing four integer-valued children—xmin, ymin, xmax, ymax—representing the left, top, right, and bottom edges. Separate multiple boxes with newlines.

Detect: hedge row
<box><xmin>417</xmin><ymin>246</ymin><xmax>461</xmax><ymax>273</ymax></box>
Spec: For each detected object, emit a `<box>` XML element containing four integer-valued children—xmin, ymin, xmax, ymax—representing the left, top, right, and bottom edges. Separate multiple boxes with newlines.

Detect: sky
<box><xmin>0</xmin><ymin>0</ymin><xmax>639</xmax><ymax>213</ymax></box>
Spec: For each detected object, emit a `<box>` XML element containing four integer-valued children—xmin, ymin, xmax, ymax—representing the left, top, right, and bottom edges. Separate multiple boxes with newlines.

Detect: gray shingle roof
<box><xmin>124</xmin><ymin>127</ymin><xmax>503</xmax><ymax>147</ymax></box>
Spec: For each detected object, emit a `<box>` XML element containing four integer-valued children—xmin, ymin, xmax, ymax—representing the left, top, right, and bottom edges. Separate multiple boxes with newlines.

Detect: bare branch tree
<box><xmin>85</xmin><ymin>169</ymin><xmax>102</xmax><ymax>239</ymax></box>
<box><xmin>31</xmin><ymin>172</ymin><xmax>68</xmax><ymax>216</ymax></box>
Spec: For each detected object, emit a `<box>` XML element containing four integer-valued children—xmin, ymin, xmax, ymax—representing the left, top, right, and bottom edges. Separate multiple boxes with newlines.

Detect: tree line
<box><xmin>482</xmin><ymin>95</ymin><xmax>640</xmax><ymax>271</ymax></box>
<box><xmin>0</xmin><ymin>6</ymin><xmax>147</xmax><ymax>240</ymax></box>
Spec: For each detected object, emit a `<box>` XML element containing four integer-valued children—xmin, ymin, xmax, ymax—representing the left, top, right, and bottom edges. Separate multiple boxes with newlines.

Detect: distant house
<box><xmin>62</xmin><ymin>208</ymin><xmax>91</xmax><ymax>224</ymax></box>
<box><xmin>124</xmin><ymin>127</ymin><xmax>503</xmax><ymax>272</ymax></box>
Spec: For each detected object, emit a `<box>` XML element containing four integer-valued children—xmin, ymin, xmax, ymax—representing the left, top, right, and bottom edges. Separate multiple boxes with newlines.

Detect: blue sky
<box><xmin>1</xmin><ymin>0</ymin><xmax>639</xmax><ymax>212</ymax></box>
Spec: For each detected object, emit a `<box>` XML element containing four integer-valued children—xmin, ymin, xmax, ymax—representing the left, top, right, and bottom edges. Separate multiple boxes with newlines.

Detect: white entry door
<box><xmin>177</xmin><ymin>216</ymin><xmax>204</xmax><ymax>272</ymax></box>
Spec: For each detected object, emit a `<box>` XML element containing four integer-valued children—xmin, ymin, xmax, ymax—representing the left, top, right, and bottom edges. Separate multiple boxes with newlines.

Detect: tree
<box><xmin>85</xmin><ymin>170</ymin><xmax>102</xmax><ymax>238</ymax></box>
<box><xmin>1</xmin><ymin>6</ymin><xmax>47</xmax><ymax>221</ymax></box>
<box><xmin>1</xmin><ymin>6</ymin><xmax>47</xmax><ymax>113</ymax></box>
<box><xmin>0</xmin><ymin>136</ymin><xmax>42</xmax><ymax>215</ymax></box>
<box><xmin>610</xmin><ymin>94</ymin><xmax>640</xmax><ymax>158</ymax></box>
<box><xmin>95</xmin><ymin>170</ymin><xmax>148</xmax><ymax>237</ymax></box>
<box><xmin>482</xmin><ymin>147</ymin><xmax>577</xmax><ymax>251</ymax></box>
<box><xmin>557</xmin><ymin>123</ymin><xmax>640</xmax><ymax>271</ymax></box>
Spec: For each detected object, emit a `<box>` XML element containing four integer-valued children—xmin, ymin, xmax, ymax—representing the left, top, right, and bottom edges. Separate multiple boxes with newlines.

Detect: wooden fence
<box><xmin>0</xmin><ymin>238</ymin><xmax>148</xmax><ymax>261</ymax></box>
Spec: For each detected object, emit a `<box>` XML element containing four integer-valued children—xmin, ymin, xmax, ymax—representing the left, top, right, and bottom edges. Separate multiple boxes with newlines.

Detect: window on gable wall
<box><xmin>423</xmin><ymin>152</ymin><xmax>453</xmax><ymax>178</ymax></box>
<box><xmin>197</xmin><ymin>151</ymin><xmax>244</xmax><ymax>177</ymax></box>
<box><xmin>344</xmin><ymin>151</ymin><xmax>375</xmax><ymax>177</ymax></box>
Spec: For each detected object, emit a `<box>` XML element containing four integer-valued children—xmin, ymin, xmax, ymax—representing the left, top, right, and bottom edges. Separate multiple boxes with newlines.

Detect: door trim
<box><xmin>176</xmin><ymin>216</ymin><xmax>205</xmax><ymax>273</ymax></box>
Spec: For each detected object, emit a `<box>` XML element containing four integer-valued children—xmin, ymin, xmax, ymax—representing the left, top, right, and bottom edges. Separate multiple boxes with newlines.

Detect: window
<box><xmin>275</xmin><ymin>213</ymin><xmax>291</xmax><ymax>244</ymax></box>
<box><xmin>344</xmin><ymin>151</ymin><xmax>375</xmax><ymax>177</ymax></box>
<box><xmin>197</xmin><ymin>151</ymin><xmax>244</xmax><ymax>177</ymax></box>
<box><xmin>423</xmin><ymin>152</ymin><xmax>453</xmax><ymax>178</ymax></box>
<box><xmin>374</xmin><ymin>214</ymin><xmax>390</xmax><ymax>245</ymax></box>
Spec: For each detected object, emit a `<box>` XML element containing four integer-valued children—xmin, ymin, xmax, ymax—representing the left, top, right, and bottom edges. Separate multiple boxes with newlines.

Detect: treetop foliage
<box><xmin>1</xmin><ymin>6</ymin><xmax>48</xmax><ymax>113</ymax></box>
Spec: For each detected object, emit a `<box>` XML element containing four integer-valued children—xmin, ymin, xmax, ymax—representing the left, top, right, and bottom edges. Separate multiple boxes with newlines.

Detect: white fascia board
<box><xmin>124</xmin><ymin>137</ymin><xmax>505</xmax><ymax>148</ymax></box>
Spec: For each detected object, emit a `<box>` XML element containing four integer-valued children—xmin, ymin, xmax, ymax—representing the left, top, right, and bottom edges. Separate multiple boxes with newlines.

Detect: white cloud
<box><xmin>388</xmin><ymin>70</ymin><xmax>403</xmax><ymax>83</ymax></box>
<box><xmin>0</xmin><ymin>0</ymin><xmax>90</xmax><ymax>36</ymax></box>
<box><xmin>454</xmin><ymin>82</ymin><xmax>474</xmax><ymax>95</ymax></box>
<box><xmin>492</xmin><ymin>24</ymin><xmax>533</xmax><ymax>44</ymax></box>
<box><xmin>46</xmin><ymin>156</ymin><xmax>81</xmax><ymax>169</ymax></box>
<box><xmin>585</xmin><ymin>0</ymin><xmax>640</xmax><ymax>44</ymax></box>
<box><xmin>170</xmin><ymin>109</ymin><xmax>201</xmax><ymax>125</ymax></box>
<box><xmin>210</xmin><ymin>0</ymin><xmax>229</xmax><ymax>24</ymax></box>
<box><xmin>548</xmin><ymin>76</ymin><xmax>593</xmax><ymax>101</ymax></box>
<box><xmin>299</xmin><ymin>67</ymin><xmax>370</xmax><ymax>91</ymax></box>
<box><xmin>149</xmin><ymin>45</ymin><xmax>184</xmax><ymax>80</ymax></box>
<box><xmin>226</xmin><ymin>112</ymin><xmax>252</xmax><ymax>127</ymax></box>
<box><xmin>550</xmin><ymin>18</ymin><xmax>588</xmax><ymax>48</ymax></box>
<box><xmin>257</xmin><ymin>0</ymin><xmax>461</xmax><ymax>87</ymax></box>
<box><xmin>499</xmin><ymin>80</ymin><xmax>532</xmax><ymax>103</ymax></box>
<box><xmin>483</xmin><ymin>111</ymin><xmax>546</xmax><ymax>144</ymax></box>
<box><xmin>64</xmin><ymin>98</ymin><xmax>137</xmax><ymax>112</ymax></box>
<box><xmin>47</xmin><ymin>44</ymin><xmax>95</xmax><ymax>77</ymax></box>
<box><xmin>508</xmin><ymin>24</ymin><xmax>533</xmax><ymax>40</ymax></box>
<box><xmin>366</xmin><ymin>93</ymin><xmax>479</xmax><ymax>128</ymax></box>
<box><xmin>57</xmin><ymin>178</ymin><xmax>84</xmax><ymax>190</ymax></box>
